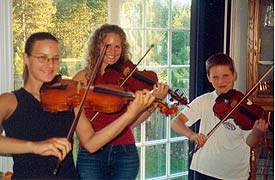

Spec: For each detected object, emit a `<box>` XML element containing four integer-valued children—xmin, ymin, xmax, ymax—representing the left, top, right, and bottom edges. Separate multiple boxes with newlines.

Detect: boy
<box><xmin>171</xmin><ymin>53</ymin><xmax>268</xmax><ymax>180</ymax></box>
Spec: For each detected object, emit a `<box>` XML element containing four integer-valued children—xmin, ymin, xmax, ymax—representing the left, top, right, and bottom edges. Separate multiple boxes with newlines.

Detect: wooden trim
<box><xmin>247</xmin><ymin>0</ymin><xmax>274</xmax><ymax>111</ymax></box>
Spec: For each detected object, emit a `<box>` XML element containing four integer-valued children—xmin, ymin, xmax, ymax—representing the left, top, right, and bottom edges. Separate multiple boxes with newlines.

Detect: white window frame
<box><xmin>0</xmin><ymin>0</ymin><xmax>14</xmax><ymax>172</ymax></box>
<box><xmin>0</xmin><ymin>0</ymin><xmax>13</xmax><ymax>93</ymax></box>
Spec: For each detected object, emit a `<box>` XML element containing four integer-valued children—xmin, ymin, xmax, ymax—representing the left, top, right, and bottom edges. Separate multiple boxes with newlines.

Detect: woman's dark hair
<box><xmin>25</xmin><ymin>32</ymin><xmax>58</xmax><ymax>55</ymax></box>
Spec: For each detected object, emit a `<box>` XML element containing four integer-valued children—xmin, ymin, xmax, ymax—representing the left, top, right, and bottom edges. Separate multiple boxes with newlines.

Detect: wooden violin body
<box><xmin>213</xmin><ymin>89</ymin><xmax>265</xmax><ymax>130</ymax></box>
<box><xmin>103</xmin><ymin>60</ymin><xmax>158</xmax><ymax>91</ymax></box>
<box><xmin>40</xmin><ymin>75</ymin><xmax>178</xmax><ymax>116</ymax></box>
<box><xmin>40</xmin><ymin>77</ymin><xmax>127</xmax><ymax>113</ymax></box>
<box><xmin>103</xmin><ymin>60</ymin><xmax>188</xmax><ymax>106</ymax></box>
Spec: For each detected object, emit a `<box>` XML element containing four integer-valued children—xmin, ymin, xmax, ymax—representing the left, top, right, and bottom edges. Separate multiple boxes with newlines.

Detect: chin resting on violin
<box><xmin>73</xmin><ymin>24</ymin><xmax>169</xmax><ymax>180</ymax></box>
<box><xmin>171</xmin><ymin>53</ymin><xmax>269</xmax><ymax>180</ymax></box>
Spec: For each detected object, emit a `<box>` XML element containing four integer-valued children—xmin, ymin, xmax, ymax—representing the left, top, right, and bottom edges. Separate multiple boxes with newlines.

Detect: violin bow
<box><xmin>120</xmin><ymin>44</ymin><xmax>154</xmax><ymax>87</ymax></box>
<box><xmin>90</xmin><ymin>44</ymin><xmax>154</xmax><ymax>121</ymax></box>
<box><xmin>119</xmin><ymin>44</ymin><xmax>189</xmax><ymax>106</ymax></box>
<box><xmin>53</xmin><ymin>45</ymin><xmax>107</xmax><ymax>175</ymax></box>
<box><xmin>119</xmin><ymin>44</ymin><xmax>189</xmax><ymax>107</ymax></box>
<box><xmin>191</xmin><ymin>64</ymin><xmax>274</xmax><ymax>154</ymax></box>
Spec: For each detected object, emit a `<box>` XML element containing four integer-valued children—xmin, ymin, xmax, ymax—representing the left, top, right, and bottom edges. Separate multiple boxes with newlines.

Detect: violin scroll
<box><xmin>151</xmin><ymin>101</ymin><xmax>179</xmax><ymax>116</ymax></box>
<box><xmin>168</xmin><ymin>88</ymin><xmax>188</xmax><ymax>106</ymax></box>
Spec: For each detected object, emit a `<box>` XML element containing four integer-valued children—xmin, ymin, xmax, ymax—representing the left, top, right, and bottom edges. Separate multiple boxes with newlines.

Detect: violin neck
<box><xmin>133</xmin><ymin>71</ymin><xmax>188</xmax><ymax>105</ymax></box>
<box><xmin>93</xmin><ymin>85</ymin><xmax>135</xmax><ymax>99</ymax></box>
<box><xmin>132</xmin><ymin>71</ymin><xmax>156</xmax><ymax>85</ymax></box>
<box><xmin>92</xmin><ymin>85</ymin><xmax>164</xmax><ymax>105</ymax></box>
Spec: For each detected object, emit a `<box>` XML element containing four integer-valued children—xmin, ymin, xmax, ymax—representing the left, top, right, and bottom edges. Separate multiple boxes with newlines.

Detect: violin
<box><xmin>213</xmin><ymin>89</ymin><xmax>265</xmax><ymax>130</ymax></box>
<box><xmin>103</xmin><ymin>60</ymin><xmax>188</xmax><ymax>106</ymax></box>
<box><xmin>103</xmin><ymin>60</ymin><xmax>158</xmax><ymax>91</ymax></box>
<box><xmin>40</xmin><ymin>75</ymin><xmax>178</xmax><ymax>116</ymax></box>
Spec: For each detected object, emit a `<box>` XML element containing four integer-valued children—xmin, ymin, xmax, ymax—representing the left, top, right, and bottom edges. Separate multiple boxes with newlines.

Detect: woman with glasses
<box><xmin>0</xmin><ymin>32</ymin><xmax>155</xmax><ymax>179</ymax></box>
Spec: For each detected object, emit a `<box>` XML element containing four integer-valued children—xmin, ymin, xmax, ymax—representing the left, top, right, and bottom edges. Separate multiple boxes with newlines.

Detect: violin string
<box><xmin>88</xmin><ymin>85</ymin><xmax>164</xmax><ymax>105</ymax></box>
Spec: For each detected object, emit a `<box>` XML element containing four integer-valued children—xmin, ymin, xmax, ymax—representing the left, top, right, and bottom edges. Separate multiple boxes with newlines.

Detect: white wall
<box><xmin>229</xmin><ymin>0</ymin><xmax>248</xmax><ymax>93</ymax></box>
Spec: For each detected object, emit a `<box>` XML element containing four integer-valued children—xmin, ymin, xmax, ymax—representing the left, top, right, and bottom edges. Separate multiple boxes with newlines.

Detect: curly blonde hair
<box><xmin>84</xmin><ymin>24</ymin><xmax>131</xmax><ymax>76</ymax></box>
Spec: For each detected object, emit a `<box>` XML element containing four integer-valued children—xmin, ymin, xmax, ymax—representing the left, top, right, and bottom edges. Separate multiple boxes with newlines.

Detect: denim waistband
<box><xmin>79</xmin><ymin>143</ymin><xmax>136</xmax><ymax>152</ymax></box>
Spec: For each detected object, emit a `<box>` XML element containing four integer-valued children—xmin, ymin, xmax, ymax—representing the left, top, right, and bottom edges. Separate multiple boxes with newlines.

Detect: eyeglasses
<box><xmin>30</xmin><ymin>55</ymin><xmax>60</xmax><ymax>64</ymax></box>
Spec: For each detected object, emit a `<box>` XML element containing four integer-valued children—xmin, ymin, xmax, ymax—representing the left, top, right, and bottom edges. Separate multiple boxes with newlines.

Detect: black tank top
<box><xmin>2</xmin><ymin>88</ymin><xmax>79</xmax><ymax>179</ymax></box>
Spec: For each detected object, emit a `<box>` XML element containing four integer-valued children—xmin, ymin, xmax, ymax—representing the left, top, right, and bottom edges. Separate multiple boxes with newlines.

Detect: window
<box><xmin>113</xmin><ymin>1</ymin><xmax>191</xmax><ymax>179</ymax></box>
<box><xmin>1</xmin><ymin>0</ymin><xmax>191</xmax><ymax>179</ymax></box>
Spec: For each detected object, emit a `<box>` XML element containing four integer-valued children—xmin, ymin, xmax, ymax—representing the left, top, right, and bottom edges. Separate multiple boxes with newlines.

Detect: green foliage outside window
<box><xmin>12</xmin><ymin>0</ymin><xmax>107</xmax><ymax>89</ymax></box>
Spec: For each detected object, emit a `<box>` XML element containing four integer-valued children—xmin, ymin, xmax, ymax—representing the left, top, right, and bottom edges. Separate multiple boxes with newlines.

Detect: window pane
<box><xmin>133</xmin><ymin>126</ymin><xmax>141</xmax><ymax>143</ymax></box>
<box><xmin>124</xmin><ymin>30</ymin><xmax>143</xmax><ymax>64</ymax></box>
<box><xmin>146</xmin><ymin>0</ymin><xmax>169</xmax><ymax>28</ymax></box>
<box><xmin>119</xmin><ymin>0</ymin><xmax>143</xmax><ymax>27</ymax></box>
<box><xmin>146</xmin><ymin>31</ymin><xmax>168</xmax><ymax>66</ymax></box>
<box><xmin>170</xmin><ymin>141</ymin><xmax>189</xmax><ymax>174</ymax></box>
<box><xmin>154</xmin><ymin>69</ymin><xmax>168</xmax><ymax>84</ymax></box>
<box><xmin>60</xmin><ymin>59</ymin><xmax>83</xmax><ymax>77</ymax></box>
<box><xmin>145</xmin><ymin>144</ymin><xmax>166</xmax><ymax>178</ymax></box>
<box><xmin>172</xmin><ymin>0</ymin><xmax>191</xmax><ymax>29</ymax></box>
<box><xmin>145</xmin><ymin>112</ymin><xmax>167</xmax><ymax>141</ymax></box>
<box><xmin>171</xmin><ymin>68</ymin><xmax>189</xmax><ymax>98</ymax></box>
<box><xmin>172</xmin><ymin>31</ymin><xmax>190</xmax><ymax>65</ymax></box>
<box><xmin>13</xmin><ymin>0</ymin><xmax>58</xmax><ymax>89</ymax></box>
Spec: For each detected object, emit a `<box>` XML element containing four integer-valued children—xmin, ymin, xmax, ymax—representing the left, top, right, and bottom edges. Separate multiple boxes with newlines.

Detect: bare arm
<box><xmin>171</xmin><ymin>113</ymin><xmax>195</xmax><ymax>137</ymax></box>
<box><xmin>246</xmin><ymin>119</ymin><xmax>268</xmax><ymax>147</ymax></box>
<box><xmin>0</xmin><ymin>93</ymin><xmax>70</xmax><ymax>160</ymax></box>
<box><xmin>131</xmin><ymin>82</ymin><xmax>169</xmax><ymax>128</ymax></box>
<box><xmin>76</xmin><ymin>89</ymin><xmax>155</xmax><ymax>153</ymax></box>
<box><xmin>0</xmin><ymin>136</ymin><xmax>71</xmax><ymax>161</ymax></box>
<box><xmin>129</xmin><ymin>105</ymin><xmax>154</xmax><ymax>128</ymax></box>
<box><xmin>171</xmin><ymin>113</ymin><xmax>207</xmax><ymax>148</ymax></box>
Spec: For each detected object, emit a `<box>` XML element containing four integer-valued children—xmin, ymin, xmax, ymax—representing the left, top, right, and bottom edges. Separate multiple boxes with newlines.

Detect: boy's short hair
<box><xmin>205</xmin><ymin>53</ymin><xmax>235</xmax><ymax>75</ymax></box>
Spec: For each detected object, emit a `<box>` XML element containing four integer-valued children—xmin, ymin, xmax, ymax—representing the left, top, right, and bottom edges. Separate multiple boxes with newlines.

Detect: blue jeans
<box><xmin>195</xmin><ymin>171</ymin><xmax>221</xmax><ymax>180</ymax></box>
<box><xmin>77</xmin><ymin>144</ymin><xmax>139</xmax><ymax>180</ymax></box>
